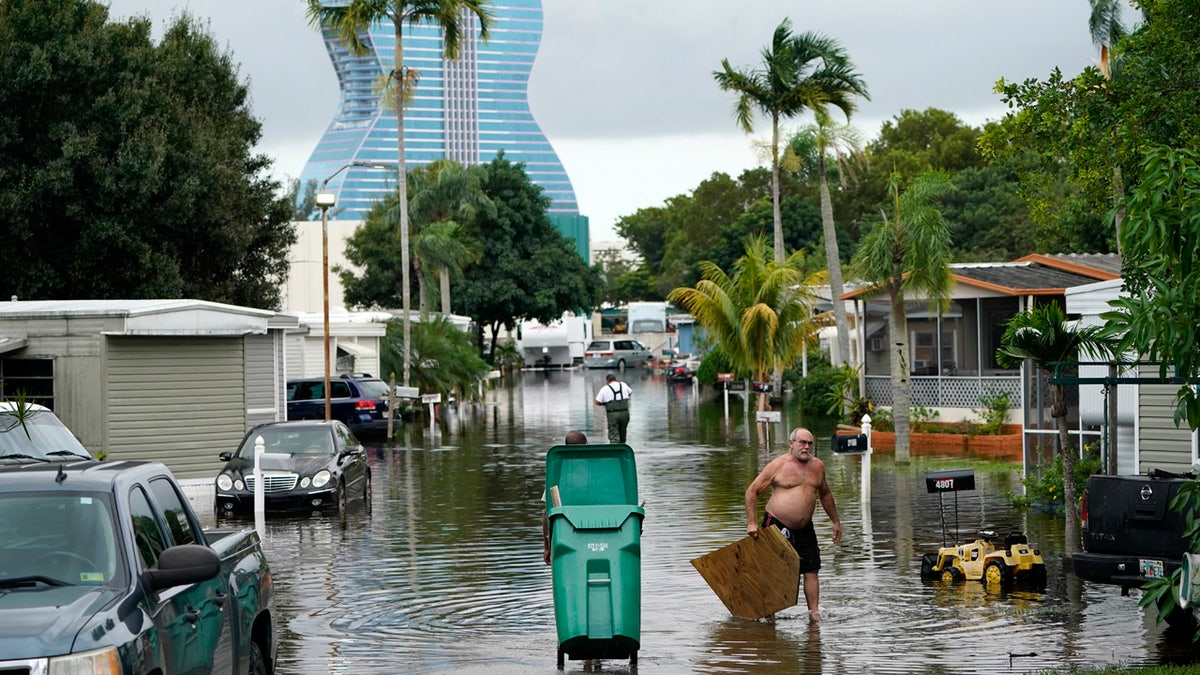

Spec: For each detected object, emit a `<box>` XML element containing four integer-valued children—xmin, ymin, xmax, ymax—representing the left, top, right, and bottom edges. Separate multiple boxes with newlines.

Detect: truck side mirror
<box><xmin>144</xmin><ymin>544</ymin><xmax>220</xmax><ymax>591</ymax></box>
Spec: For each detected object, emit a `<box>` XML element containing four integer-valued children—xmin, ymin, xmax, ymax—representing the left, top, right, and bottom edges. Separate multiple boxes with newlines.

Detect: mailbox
<box><xmin>924</xmin><ymin>468</ymin><xmax>975</xmax><ymax>493</ymax></box>
<box><xmin>831</xmin><ymin>433</ymin><xmax>868</xmax><ymax>454</ymax></box>
<box><xmin>751</xmin><ymin>381</ymin><xmax>773</xmax><ymax>393</ymax></box>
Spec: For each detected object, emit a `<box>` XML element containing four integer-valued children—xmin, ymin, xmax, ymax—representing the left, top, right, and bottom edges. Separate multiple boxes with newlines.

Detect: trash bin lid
<box><xmin>546</xmin><ymin>444</ymin><xmax>638</xmax><ymax>507</ymax></box>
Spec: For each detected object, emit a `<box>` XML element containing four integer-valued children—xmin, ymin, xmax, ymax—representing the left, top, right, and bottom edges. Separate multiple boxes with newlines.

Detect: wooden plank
<box><xmin>690</xmin><ymin>526</ymin><xmax>800</xmax><ymax>619</ymax></box>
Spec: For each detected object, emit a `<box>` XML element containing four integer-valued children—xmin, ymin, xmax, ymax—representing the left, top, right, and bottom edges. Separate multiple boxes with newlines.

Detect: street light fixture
<box><xmin>315</xmin><ymin>161</ymin><xmax>393</xmax><ymax>421</ymax></box>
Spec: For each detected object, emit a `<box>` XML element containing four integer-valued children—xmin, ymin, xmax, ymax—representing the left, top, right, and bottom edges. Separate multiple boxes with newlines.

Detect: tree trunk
<box><xmin>393</xmin><ymin>17</ymin><xmax>413</xmax><ymax>387</ymax></box>
<box><xmin>1052</xmin><ymin>384</ymin><xmax>1081</xmax><ymax>555</ymax></box>
<box><xmin>415</xmin><ymin>257</ymin><xmax>429</xmax><ymax>320</ymax></box>
<box><xmin>440</xmin><ymin>268</ymin><xmax>451</xmax><ymax>315</ymax></box>
<box><xmin>889</xmin><ymin>281</ymin><xmax>911</xmax><ymax>464</ymax></box>
<box><xmin>818</xmin><ymin>153</ymin><xmax>851</xmax><ymax>368</ymax></box>
<box><xmin>770</xmin><ymin>114</ymin><xmax>784</xmax><ymax>267</ymax></box>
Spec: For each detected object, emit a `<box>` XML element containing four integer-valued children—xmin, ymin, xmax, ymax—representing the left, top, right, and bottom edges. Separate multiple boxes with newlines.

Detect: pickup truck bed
<box><xmin>1072</xmin><ymin>472</ymin><xmax>1191</xmax><ymax>589</ymax></box>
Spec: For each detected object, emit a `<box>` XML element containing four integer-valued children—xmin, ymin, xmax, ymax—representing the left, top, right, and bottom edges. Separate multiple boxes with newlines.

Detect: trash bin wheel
<box><xmin>556</xmin><ymin>645</ymin><xmax>564</xmax><ymax>670</ymax></box>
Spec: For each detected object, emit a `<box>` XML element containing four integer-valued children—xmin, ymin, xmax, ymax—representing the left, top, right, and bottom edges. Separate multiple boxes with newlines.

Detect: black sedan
<box><xmin>214</xmin><ymin>420</ymin><xmax>371</xmax><ymax>516</ymax></box>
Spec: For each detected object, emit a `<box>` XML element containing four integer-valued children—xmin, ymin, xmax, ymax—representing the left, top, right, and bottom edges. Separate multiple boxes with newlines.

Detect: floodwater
<box><xmin>211</xmin><ymin>369</ymin><xmax>1200</xmax><ymax>674</ymax></box>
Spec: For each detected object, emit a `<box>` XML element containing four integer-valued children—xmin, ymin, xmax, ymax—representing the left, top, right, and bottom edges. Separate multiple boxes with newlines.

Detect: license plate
<box><xmin>1140</xmin><ymin>558</ymin><xmax>1165</xmax><ymax>579</ymax></box>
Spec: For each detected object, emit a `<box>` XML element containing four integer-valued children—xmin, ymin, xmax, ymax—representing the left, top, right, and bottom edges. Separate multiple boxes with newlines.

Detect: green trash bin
<box><xmin>545</xmin><ymin>443</ymin><xmax>642</xmax><ymax>668</ymax></box>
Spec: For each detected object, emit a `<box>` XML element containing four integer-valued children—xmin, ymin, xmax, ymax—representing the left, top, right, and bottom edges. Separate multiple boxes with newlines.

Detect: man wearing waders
<box><xmin>594</xmin><ymin>373</ymin><xmax>633</xmax><ymax>444</ymax></box>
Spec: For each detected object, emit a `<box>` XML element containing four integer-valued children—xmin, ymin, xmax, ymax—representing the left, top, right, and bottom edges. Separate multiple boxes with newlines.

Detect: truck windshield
<box><xmin>0</xmin><ymin>408</ymin><xmax>92</xmax><ymax>462</ymax></box>
<box><xmin>0</xmin><ymin>492</ymin><xmax>122</xmax><ymax>587</ymax></box>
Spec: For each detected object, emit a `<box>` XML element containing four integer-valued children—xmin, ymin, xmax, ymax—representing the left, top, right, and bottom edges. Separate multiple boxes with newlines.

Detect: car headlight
<box><xmin>50</xmin><ymin>646</ymin><xmax>120</xmax><ymax>674</ymax></box>
<box><xmin>216</xmin><ymin>474</ymin><xmax>234</xmax><ymax>491</ymax></box>
<box><xmin>300</xmin><ymin>476</ymin><xmax>311</xmax><ymax>488</ymax></box>
<box><xmin>234</xmin><ymin>479</ymin><xmax>245</xmax><ymax>490</ymax></box>
<box><xmin>312</xmin><ymin>470</ymin><xmax>332</xmax><ymax>488</ymax></box>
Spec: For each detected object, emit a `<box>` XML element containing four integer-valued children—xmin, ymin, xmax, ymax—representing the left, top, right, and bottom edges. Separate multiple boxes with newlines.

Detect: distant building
<box><xmin>297</xmin><ymin>0</ymin><xmax>589</xmax><ymax>262</ymax></box>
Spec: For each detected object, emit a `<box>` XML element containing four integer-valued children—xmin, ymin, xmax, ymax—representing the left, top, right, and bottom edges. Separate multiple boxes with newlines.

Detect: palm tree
<box><xmin>668</xmin><ymin>235</ymin><xmax>824</xmax><ymax>421</ymax></box>
<box><xmin>1086</xmin><ymin>0</ymin><xmax>1136</xmax><ymax>251</ymax></box>
<box><xmin>850</xmin><ymin>171</ymin><xmax>955</xmax><ymax>464</ymax></box>
<box><xmin>798</xmin><ymin>111</ymin><xmax>867</xmax><ymax>368</ymax></box>
<box><xmin>407</xmin><ymin>160</ymin><xmax>492</xmax><ymax>317</ymax></box>
<box><xmin>997</xmin><ymin>301</ymin><xmax>1115</xmax><ymax>555</ymax></box>
<box><xmin>305</xmin><ymin>0</ymin><xmax>493</xmax><ymax>386</ymax></box>
<box><xmin>713</xmin><ymin>19</ymin><xmax>869</xmax><ymax>268</ymax></box>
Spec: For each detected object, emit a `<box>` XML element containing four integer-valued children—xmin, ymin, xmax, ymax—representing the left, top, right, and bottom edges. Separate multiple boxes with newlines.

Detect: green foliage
<box><xmin>668</xmin><ymin>235</ymin><xmax>822</xmax><ymax>386</ymax></box>
<box><xmin>490</xmin><ymin>338</ymin><xmax>521</xmax><ymax>372</ymax></box>
<box><xmin>695</xmin><ymin>346</ymin><xmax>737</xmax><ymax>386</ymax></box>
<box><xmin>1104</xmin><ymin>146</ymin><xmax>1200</xmax><ymax>429</ymax></box>
<box><xmin>449</xmin><ymin>153</ymin><xmax>603</xmax><ymax>357</ymax></box>
<box><xmin>1009</xmin><ymin>445</ymin><xmax>1102</xmax><ymax>512</ymax></box>
<box><xmin>972</xmin><ymin>388</ymin><xmax>1013</xmax><ymax>436</ymax></box>
<box><xmin>382</xmin><ymin>316</ymin><xmax>490</xmax><ymax>403</ymax></box>
<box><xmin>785</xmin><ymin>356</ymin><xmax>838</xmax><ymax>415</ymax></box>
<box><xmin>0</xmin><ymin>1</ymin><xmax>294</xmax><ymax>307</ymax></box>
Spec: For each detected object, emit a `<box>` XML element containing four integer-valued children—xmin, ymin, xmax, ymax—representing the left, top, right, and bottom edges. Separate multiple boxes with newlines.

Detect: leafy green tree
<box><xmin>714</xmin><ymin>19</ymin><xmax>868</xmax><ymax>267</ymax></box>
<box><xmin>850</xmin><ymin>108</ymin><xmax>982</xmax><ymax>232</ymax></box>
<box><xmin>0</xmin><ymin>1</ymin><xmax>294</xmax><ymax>307</ymax></box>
<box><xmin>850</xmin><ymin>171</ymin><xmax>955</xmax><ymax>464</ymax></box>
<box><xmin>407</xmin><ymin>159</ymin><xmax>491</xmax><ymax>317</ymax></box>
<box><xmin>668</xmin><ymin>235</ymin><xmax>823</xmax><ymax>418</ymax></box>
<box><xmin>455</xmin><ymin>154</ymin><xmax>602</xmax><ymax>358</ymax></box>
<box><xmin>306</xmin><ymin>0</ymin><xmax>493</xmax><ymax>385</ymax></box>
<box><xmin>997</xmin><ymin>301</ymin><xmax>1115</xmax><ymax>555</ymax></box>
<box><xmin>1104</xmin><ymin>146</ymin><xmax>1200</xmax><ymax>429</ymax></box>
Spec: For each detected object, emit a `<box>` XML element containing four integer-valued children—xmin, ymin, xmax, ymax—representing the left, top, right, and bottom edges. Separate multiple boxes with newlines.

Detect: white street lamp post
<box><xmin>315</xmin><ymin>161</ymin><xmax>393</xmax><ymax>421</ymax></box>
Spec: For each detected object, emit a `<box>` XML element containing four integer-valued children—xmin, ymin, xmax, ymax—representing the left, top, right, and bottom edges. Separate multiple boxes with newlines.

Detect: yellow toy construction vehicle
<box><xmin>921</xmin><ymin>529</ymin><xmax>1047</xmax><ymax>586</ymax></box>
<box><xmin>918</xmin><ymin>469</ymin><xmax>1047</xmax><ymax>587</ymax></box>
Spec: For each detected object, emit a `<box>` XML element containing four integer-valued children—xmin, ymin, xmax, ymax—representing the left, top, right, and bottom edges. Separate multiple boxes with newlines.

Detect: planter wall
<box><xmin>861</xmin><ymin>425</ymin><xmax>1022</xmax><ymax>461</ymax></box>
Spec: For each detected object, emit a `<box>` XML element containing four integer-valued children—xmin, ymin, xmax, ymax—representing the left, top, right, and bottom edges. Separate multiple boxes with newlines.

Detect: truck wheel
<box><xmin>248</xmin><ymin>641</ymin><xmax>267</xmax><ymax>675</ymax></box>
<box><xmin>984</xmin><ymin>560</ymin><xmax>1012</xmax><ymax>586</ymax></box>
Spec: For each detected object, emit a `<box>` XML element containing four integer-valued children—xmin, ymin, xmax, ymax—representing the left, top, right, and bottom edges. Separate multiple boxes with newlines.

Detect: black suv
<box><xmin>285</xmin><ymin>375</ymin><xmax>397</xmax><ymax>439</ymax></box>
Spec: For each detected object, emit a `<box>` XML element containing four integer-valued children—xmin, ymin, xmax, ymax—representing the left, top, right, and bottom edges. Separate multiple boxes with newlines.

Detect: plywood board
<box><xmin>690</xmin><ymin>526</ymin><xmax>800</xmax><ymax>619</ymax></box>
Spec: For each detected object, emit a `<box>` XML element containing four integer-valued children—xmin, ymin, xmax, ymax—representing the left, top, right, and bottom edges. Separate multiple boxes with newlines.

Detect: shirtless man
<box><xmin>745</xmin><ymin>427</ymin><xmax>842</xmax><ymax>621</ymax></box>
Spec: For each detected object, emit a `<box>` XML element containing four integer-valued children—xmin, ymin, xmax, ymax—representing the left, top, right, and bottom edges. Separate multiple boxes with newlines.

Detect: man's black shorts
<box><xmin>762</xmin><ymin>512</ymin><xmax>821</xmax><ymax>573</ymax></box>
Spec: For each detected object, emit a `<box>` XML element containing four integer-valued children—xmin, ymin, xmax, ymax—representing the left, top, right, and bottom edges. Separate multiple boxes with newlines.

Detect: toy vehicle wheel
<box><xmin>940</xmin><ymin>564</ymin><xmax>963</xmax><ymax>584</ymax></box>
<box><xmin>920</xmin><ymin>553</ymin><xmax>937</xmax><ymax>579</ymax></box>
<box><xmin>984</xmin><ymin>560</ymin><xmax>1012</xmax><ymax>586</ymax></box>
<box><xmin>1028</xmin><ymin>563</ymin><xmax>1047</xmax><ymax>585</ymax></box>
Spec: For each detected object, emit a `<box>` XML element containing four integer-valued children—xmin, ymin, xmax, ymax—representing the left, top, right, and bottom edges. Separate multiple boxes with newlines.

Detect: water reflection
<box><xmin>212</xmin><ymin>370</ymin><xmax>1198</xmax><ymax>674</ymax></box>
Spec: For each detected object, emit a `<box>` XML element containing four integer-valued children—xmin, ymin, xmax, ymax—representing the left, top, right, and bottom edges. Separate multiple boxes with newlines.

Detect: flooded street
<box><xmin>216</xmin><ymin>369</ymin><xmax>1199</xmax><ymax>673</ymax></box>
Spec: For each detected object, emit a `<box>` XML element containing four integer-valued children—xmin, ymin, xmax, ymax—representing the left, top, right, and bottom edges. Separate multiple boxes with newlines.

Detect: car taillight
<box><xmin>1080</xmin><ymin>486</ymin><xmax>1089</xmax><ymax>532</ymax></box>
<box><xmin>601</xmin><ymin>352</ymin><xmax>614</xmax><ymax>357</ymax></box>
<box><xmin>356</xmin><ymin>400</ymin><xmax>377</xmax><ymax>411</ymax></box>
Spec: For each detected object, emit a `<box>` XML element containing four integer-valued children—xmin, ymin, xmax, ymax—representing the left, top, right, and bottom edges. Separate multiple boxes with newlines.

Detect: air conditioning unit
<box><xmin>869</xmin><ymin>337</ymin><xmax>884</xmax><ymax>352</ymax></box>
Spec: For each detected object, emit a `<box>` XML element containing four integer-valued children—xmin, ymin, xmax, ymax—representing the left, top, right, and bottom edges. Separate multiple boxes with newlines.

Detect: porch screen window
<box><xmin>0</xmin><ymin>358</ymin><xmax>54</xmax><ymax>409</ymax></box>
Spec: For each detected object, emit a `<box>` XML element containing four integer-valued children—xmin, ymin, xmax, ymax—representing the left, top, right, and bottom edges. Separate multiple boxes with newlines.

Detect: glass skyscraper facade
<box><xmin>297</xmin><ymin>0</ymin><xmax>589</xmax><ymax>261</ymax></box>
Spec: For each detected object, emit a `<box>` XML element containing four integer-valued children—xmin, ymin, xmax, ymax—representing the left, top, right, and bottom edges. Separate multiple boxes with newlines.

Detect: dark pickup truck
<box><xmin>0</xmin><ymin>459</ymin><xmax>276</xmax><ymax>674</ymax></box>
<box><xmin>1071</xmin><ymin>470</ymin><xmax>1196</xmax><ymax>625</ymax></box>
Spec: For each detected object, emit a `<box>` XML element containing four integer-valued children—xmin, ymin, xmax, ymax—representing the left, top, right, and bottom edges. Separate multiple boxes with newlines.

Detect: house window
<box><xmin>909</xmin><ymin>331</ymin><xmax>957</xmax><ymax>375</ymax></box>
<box><xmin>0</xmin><ymin>358</ymin><xmax>54</xmax><ymax>409</ymax></box>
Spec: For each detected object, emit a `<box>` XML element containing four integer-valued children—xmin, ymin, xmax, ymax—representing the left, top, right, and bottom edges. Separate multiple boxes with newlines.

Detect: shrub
<box><xmin>695</xmin><ymin>346</ymin><xmax>736</xmax><ymax>386</ymax></box>
<box><xmin>972</xmin><ymin>388</ymin><xmax>1013</xmax><ymax>436</ymax></box>
<box><xmin>1009</xmin><ymin>443</ymin><xmax>1102</xmax><ymax>512</ymax></box>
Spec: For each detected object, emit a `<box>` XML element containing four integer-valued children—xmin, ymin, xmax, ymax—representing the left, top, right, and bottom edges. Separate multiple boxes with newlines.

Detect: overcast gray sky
<box><xmin>103</xmin><ymin>0</ymin><xmax>1101</xmax><ymax>241</ymax></box>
